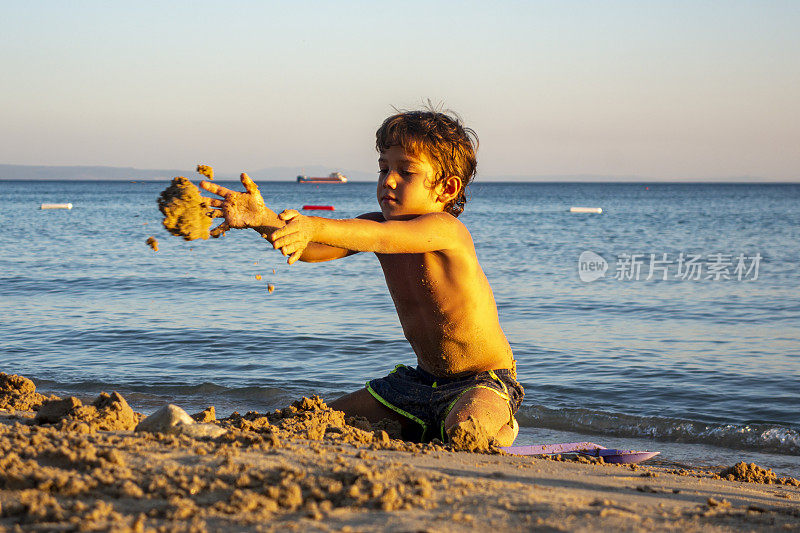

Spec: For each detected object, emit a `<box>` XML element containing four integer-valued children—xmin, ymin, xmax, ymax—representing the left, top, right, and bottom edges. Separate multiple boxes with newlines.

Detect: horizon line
<box><xmin>2</xmin><ymin>178</ymin><xmax>798</xmax><ymax>185</ymax></box>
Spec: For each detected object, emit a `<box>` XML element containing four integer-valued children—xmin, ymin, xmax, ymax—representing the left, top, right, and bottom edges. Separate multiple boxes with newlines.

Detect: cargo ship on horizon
<box><xmin>296</xmin><ymin>172</ymin><xmax>347</xmax><ymax>183</ymax></box>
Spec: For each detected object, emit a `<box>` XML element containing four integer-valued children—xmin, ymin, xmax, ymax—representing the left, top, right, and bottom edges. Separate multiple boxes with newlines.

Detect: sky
<box><xmin>1</xmin><ymin>1</ymin><xmax>798</xmax><ymax>181</ymax></box>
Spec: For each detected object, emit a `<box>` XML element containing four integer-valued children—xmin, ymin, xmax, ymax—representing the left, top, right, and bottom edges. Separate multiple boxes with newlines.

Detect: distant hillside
<box><xmin>0</xmin><ymin>164</ymin><xmax>184</xmax><ymax>181</ymax></box>
<box><xmin>0</xmin><ymin>164</ymin><xmax>376</xmax><ymax>181</ymax></box>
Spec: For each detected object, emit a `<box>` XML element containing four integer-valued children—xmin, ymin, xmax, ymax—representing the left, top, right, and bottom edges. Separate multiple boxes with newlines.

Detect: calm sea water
<box><xmin>1</xmin><ymin>180</ymin><xmax>798</xmax><ymax>476</ymax></box>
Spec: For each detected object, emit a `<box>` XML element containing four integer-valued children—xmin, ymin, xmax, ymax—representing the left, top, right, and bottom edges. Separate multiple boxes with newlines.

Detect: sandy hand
<box><xmin>200</xmin><ymin>173</ymin><xmax>270</xmax><ymax>236</ymax></box>
<box><xmin>271</xmin><ymin>209</ymin><xmax>316</xmax><ymax>264</ymax></box>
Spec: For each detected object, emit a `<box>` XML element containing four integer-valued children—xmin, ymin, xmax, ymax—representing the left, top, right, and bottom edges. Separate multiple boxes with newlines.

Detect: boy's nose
<box><xmin>383</xmin><ymin>172</ymin><xmax>398</xmax><ymax>188</ymax></box>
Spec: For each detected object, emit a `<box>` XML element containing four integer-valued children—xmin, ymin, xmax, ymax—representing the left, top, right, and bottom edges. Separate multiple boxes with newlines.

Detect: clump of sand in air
<box><xmin>196</xmin><ymin>164</ymin><xmax>214</xmax><ymax>180</ymax></box>
<box><xmin>146</xmin><ymin>237</ymin><xmax>159</xmax><ymax>251</ymax></box>
<box><xmin>157</xmin><ymin>177</ymin><xmax>215</xmax><ymax>241</ymax></box>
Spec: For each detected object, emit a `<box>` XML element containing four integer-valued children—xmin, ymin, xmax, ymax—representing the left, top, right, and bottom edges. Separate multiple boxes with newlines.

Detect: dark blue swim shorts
<box><xmin>366</xmin><ymin>364</ymin><xmax>524</xmax><ymax>442</ymax></box>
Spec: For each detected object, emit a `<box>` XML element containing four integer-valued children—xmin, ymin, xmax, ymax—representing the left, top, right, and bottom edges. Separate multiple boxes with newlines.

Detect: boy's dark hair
<box><xmin>375</xmin><ymin>109</ymin><xmax>478</xmax><ymax>217</ymax></box>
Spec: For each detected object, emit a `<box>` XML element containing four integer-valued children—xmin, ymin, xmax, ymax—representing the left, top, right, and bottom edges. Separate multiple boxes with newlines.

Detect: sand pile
<box><xmin>191</xmin><ymin>406</ymin><xmax>216</xmax><ymax>423</ymax></box>
<box><xmin>35</xmin><ymin>392</ymin><xmax>143</xmax><ymax>433</ymax></box>
<box><xmin>0</xmin><ymin>390</ymin><xmax>453</xmax><ymax>530</ymax></box>
<box><xmin>219</xmin><ymin>396</ymin><xmax>414</xmax><ymax>451</ymax></box>
<box><xmin>0</xmin><ymin>419</ymin><xmax>447</xmax><ymax>530</ymax></box>
<box><xmin>0</xmin><ymin>373</ymin><xmax>55</xmax><ymax>412</ymax></box>
<box><xmin>157</xmin><ymin>177</ymin><xmax>213</xmax><ymax>241</ymax></box>
<box><xmin>720</xmin><ymin>462</ymin><xmax>800</xmax><ymax>486</ymax></box>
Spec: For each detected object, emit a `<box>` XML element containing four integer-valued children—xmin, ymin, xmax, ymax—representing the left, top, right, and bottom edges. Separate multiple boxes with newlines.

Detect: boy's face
<box><xmin>377</xmin><ymin>145</ymin><xmax>446</xmax><ymax>220</ymax></box>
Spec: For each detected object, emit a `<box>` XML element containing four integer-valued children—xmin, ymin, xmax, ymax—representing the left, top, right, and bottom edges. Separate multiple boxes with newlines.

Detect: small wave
<box><xmin>517</xmin><ymin>404</ymin><xmax>800</xmax><ymax>456</ymax></box>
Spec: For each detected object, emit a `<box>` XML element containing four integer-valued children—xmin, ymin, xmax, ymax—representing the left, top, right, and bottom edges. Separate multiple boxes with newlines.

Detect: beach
<box><xmin>1</xmin><ymin>374</ymin><xmax>798</xmax><ymax>532</ymax></box>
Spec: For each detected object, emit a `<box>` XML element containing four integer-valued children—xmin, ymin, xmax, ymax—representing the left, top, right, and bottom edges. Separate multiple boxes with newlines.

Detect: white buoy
<box><xmin>570</xmin><ymin>206</ymin><xmax>602</xmax><ymax>214</ymax></box>
<box><xmin>40</xmin><ymin>203</ymin><xmax>73</xmax><ymax>210</ymax></box>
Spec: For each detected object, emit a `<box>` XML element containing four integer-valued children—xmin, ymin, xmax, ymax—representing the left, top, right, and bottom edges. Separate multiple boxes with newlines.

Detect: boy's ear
<box><xmin>438</xmin><ymin>176</ymin><xmax>462</xmax><ymax>203</ymax></box>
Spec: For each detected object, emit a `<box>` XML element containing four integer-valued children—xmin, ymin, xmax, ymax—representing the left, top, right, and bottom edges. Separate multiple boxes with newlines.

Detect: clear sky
<box><xmin>2</xmin><ymin>1</ymin><xmax>798</xmax><ymax>180</ymax></box>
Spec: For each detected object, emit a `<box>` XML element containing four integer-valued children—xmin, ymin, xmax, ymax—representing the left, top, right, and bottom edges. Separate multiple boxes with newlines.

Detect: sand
<box><xmin>146</xmin><ymin>237</ymin><xmax>158</xmax><ymax>251</ymax></box>
<box><xmin>157</xmin><ymin>177</ymin><xmax>213</xmax><ymax>241</ymax></box>
<box><xmin>196</xmin><ymin>165</ymin><xmax>214</xmax><ymax>181</ymax></box>
<box><xmin>2</xmin><ymin>373</ymin><xmax>799</xmax><ymax>532</ymax></box>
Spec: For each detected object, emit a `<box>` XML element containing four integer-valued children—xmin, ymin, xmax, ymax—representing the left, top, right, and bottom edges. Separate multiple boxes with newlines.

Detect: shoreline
<box><xmin>2</xmin><ymin>373</ymin><xmax>799</xmax><ymax>531</ymax></box>
<box><xmin>29</xmin><ymin>381</ymin><xmax>800</xmax><ymax>480</ymax></box>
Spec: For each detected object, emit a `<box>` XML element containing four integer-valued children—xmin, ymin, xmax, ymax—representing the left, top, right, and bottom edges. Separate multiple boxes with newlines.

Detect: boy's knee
<box><xmin>443</xmin><ymin>387</ymin><xmax>516</xmax><ymax>447</ymax></box>
<box><xmin>444</xmin><ymin>388</ymin><xmax>512</xmax><ymax>428</ymax></box>
<box><xmin>444</xmin><ymin>414</ymin><xmax>518</xmax><ymax>450</ymax></box>
<box><xmin>494</xmin><ymin>416</ymin><xmax>519</xmax><ymax>447</ymax></box>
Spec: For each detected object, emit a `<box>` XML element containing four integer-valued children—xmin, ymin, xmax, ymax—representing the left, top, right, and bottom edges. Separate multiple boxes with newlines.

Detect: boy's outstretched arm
<box><xmin>272</xmin><ymin>210</ymin><xmax>470</xmax><ymax>264</ymax></box>
<box><xmin>200</xmin><ymin>174</ymin><xmax>354</xmax><ymax>262</ymax></box>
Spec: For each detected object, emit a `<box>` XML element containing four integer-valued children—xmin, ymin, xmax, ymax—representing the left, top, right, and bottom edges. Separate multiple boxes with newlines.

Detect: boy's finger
<box><xmin>207</xmin><ymin>198</ymin><xmax>223</xmax><ymax>207</ymax></box>
<box><xmin>273</xmin><ymin>235</ymin><xmax>297</xmax><ymax>251</ymax></box>
<box><xmin>282</xmin><ymin>242</ymin><xmax>302</xmax><ymax>256</ymax></box>
<box><xmin>208</xmin><ymin>209</ymin><xmax>224</xmax><ymax>218</ymax></box>
<box><xmin>199</xmin><ymin>180</ymin><xmax>232</xmax><ymax>197</ymax></box>
<box><xmin>210</xmin><ymin>221</ymin><xmax>229</xmax><ymax>238</ymax></box>
<box><xmin>288</xmin><ymin>250</ymin><xmax>303</xmax><ymax>265</ymax></box>
<box><xmin>278</xmin><ymin>209</ymin><xmax>300</xmax><ymax>221</ymax></box>
<box><xmin>240</xmin><ymin>173</ymin><xmax>259</xmax><ymax>194</ymax></box>
<box><xmin>271</xmin><ymin>226</ymin><xmax>297</xmax><ymax>242</ymax></box>
<box><xmin>270</xmin><ymin>230</ymin><xmax>286</xmax><ymax>244</ymax></box>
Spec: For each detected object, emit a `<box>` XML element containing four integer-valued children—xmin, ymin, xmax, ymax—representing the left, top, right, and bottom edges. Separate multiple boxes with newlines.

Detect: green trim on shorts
<box><xmin>366</xmin><ymin>381</ymin><xmax>429</xmax><ymax>439</ymax></box>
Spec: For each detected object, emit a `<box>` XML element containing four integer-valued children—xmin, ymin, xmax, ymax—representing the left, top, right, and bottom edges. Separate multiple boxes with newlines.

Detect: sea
<box><xmin>2</xmin><ymin>179</ymin><xmax>798</xmax><ymax>477</ymax></box>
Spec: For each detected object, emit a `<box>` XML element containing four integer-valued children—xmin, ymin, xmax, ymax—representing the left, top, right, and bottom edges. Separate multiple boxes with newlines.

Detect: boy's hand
<box><xmin>200</xmin><ymin>173</ymin><xmax>270</xmax><ymax>236</ymax></box>
<box><xmin>271</xmin><ymin>210</ymin><xmax>317</xmax><ymax>264</ymax></box>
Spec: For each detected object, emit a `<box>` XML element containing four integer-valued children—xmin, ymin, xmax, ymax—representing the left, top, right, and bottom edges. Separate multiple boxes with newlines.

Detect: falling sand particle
<box><xmin>255</xmin><ymin>275</ymin><xmax>262</xmax><ymax>280</ymax></box>
<box><xmin>196</xmin><ymin>164</ymin><xmax>214</xmax><ymax>180</ymax></box>
<box><xmin>146</xmin><ymin>237</ymin><xmax>159</xmax><ymax>251</ymax></box>
<box><xmin>267</xmin><ymin>284</ymin><xmax>275</xmax><ymax>293</ymax></box>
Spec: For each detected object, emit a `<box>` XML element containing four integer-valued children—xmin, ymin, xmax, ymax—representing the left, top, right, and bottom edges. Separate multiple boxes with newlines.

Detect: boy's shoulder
<box><xmin>358</xmin><ymin>211</ymin><xmax>469</xmax><ymax>232</ymax></box>
<box><xmin>358</xmin><ymin>211</ymin><xmax>474</xmax><ymax>254</ymax></box>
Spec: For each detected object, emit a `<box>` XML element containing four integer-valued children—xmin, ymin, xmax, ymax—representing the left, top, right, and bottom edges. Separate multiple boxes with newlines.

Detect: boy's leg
<box><xmin>443</xmin><ymin>387</ymin><xmax>519</xmax><ymax>447</ymax></box>
<box><xmin>329</xmin><ymin>388</ymin><xmax>420</xmax><ymax>439</ymax></box>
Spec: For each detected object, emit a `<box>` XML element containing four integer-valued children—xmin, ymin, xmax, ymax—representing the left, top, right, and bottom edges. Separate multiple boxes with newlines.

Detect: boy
<box><xmin>200</xmin><ymin>110</ymin><xmax>523</xmax><ymax>446</ymax></box>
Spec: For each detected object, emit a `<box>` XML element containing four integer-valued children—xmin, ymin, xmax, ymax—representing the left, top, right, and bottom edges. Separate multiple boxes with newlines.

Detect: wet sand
<box><xmin>1</xmin><ymin>374</ymin><xmax>798</xmax><ymax>532</ymax></box>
